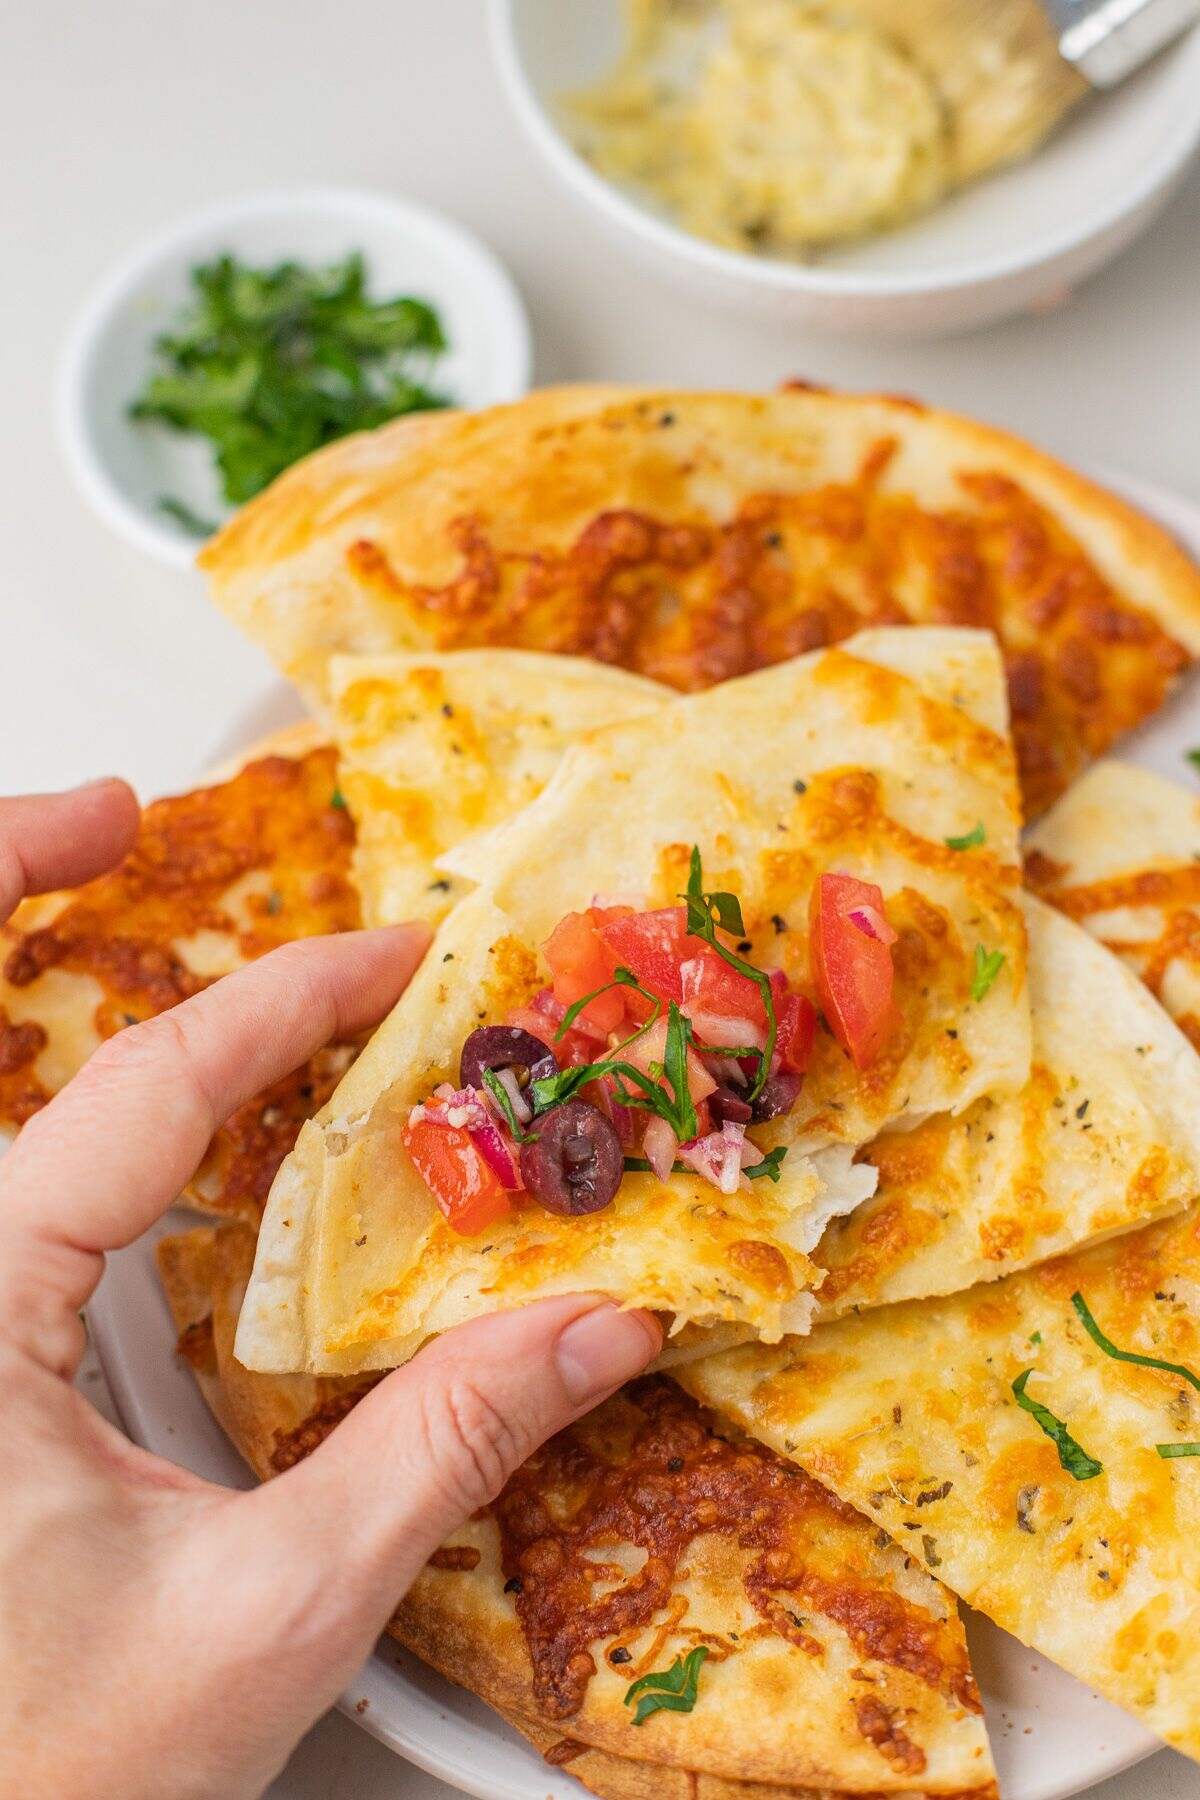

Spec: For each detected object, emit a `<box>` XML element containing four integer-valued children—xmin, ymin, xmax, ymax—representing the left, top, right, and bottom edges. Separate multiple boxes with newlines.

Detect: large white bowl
<box><xmin>58</xmin><ymin>186</ymin><xmax>532</xmax><ymax>569</ymax></box>
<box><xmin>490</xmin><ymin>0</ymin><xmax>1200</xmax><ymax>336</ymax></box>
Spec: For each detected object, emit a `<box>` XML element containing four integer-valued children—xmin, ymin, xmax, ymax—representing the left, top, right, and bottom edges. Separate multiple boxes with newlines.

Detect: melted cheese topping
<box><xmin>341</xmin><ymin>458</ymin><xmax>1188</xmax><ymax>820</ymax></box>
<box><xmin>0</xmin><ymin>747</ymin><xmax>360</xmax><ymax>1221</ymax></box>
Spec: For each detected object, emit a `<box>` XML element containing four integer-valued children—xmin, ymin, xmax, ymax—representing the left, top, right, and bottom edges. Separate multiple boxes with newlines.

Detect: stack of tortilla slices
<box><xmin>7</xmin><ymin>386</ymin><xmax>1200</xmax><ymax>1800</ymax></box>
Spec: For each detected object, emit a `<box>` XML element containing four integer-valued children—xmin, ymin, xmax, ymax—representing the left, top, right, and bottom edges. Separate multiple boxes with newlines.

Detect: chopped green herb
<box><xmin>624</xmin><ymin>1646</ymin><xmax>709</xmax><ymax>1726</ymax></box>
<box><xmin>330</xmin><ymin>788</ymin><xmax>347</xmax><ymax>810</ymax></box>
<box><xmin>1187</xmin><ymin>749</ymin><xmax>1200</xmax><ymax>772</ymax></box>
<box><xmin>1012</xmin><ymin>1370</ymin><xmax>1102</xmax><ymax>1480</ymax></box>
<box><xmin>623</xmin><ymin>1156</ymin><xmax>686</xmax><ymax>1175</ymax></box>
<box><xmin>1071</xmin><ymin>1291</ymin><xmax>1200</xmax><ymax>1393</ymax></box>
<box><xmin>945</xmin><ymin>821</ymin><xmax>986</xmax><ymax>851</ymax></box>
<box><xmin>1157</xmin><ymin>1442</ymin><xmax>1200</xmax><ymax>1459</ymax></box>
<box><xmin>557</xmin><ymin>968</ymin><xmax>660</xmax><ymax>1043</ymax></box>
<box><xmin>744</xmin><ymin>1146</ymin><xmax>788</xmax><ymax>1182</ymax></box>
<box><xmin>531</xmin><ymin>1002</ymin><xmax>698</xmax><ymax>1142</ymax></box>
<box><xmin>970</xmin><ymin>945</ymin><xmax>1006</xmax><ymax>1003</ymax></box>
<box><xmin>265</xmin><ymin>890</ymin><xmax>283</xmax><ymax>916</ymax></box>
<box><xmin>157</xmin><ymin>494</ymin><xmax>218</xmax><ymax>537</ymax></box>
<box><xmin>130</xmin><ymin>252</ymin><xmax>451</xmax><ymax>510</ymax></box>
<box><xmin>1029</xmin><ymin>1331</ymin><xmax>1042</xmax><ymax>1347</ymax></box>
<box><xmin>482</xmin><ymin>1069</ymin><xmax>532</xmax><ymax>1144</ymax></box>
<box><xmin>684</xmin><ymin>847</ymin><xmax>775</xmax><ymax>1101</ymax></box>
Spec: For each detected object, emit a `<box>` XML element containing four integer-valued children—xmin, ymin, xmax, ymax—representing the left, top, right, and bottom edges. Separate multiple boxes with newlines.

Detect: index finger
<box><xmin>0</xmin><ymin>779</ymin><xmax>140</xmax><ymax>921</ymax></box>
<box><xmin>0</xmin><ymin>924</ymin><xmax>429</xmax><ymax>1364</ymax></box>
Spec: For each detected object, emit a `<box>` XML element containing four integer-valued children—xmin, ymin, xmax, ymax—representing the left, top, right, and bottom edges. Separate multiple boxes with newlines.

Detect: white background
<box><xmin>4</xmin><ymin>2</ymin><xmax>1199</xmax><ymax>1794</ymax></box>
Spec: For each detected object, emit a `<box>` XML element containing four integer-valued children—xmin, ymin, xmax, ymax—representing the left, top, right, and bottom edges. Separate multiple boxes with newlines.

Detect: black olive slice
<box><xmin>519</xmin><ymin>1099</ymin><xmax>623</xmax><ymax>1216</ymax></box>
<box><xmin>460</xmin><ymin>1025</ymin><xmax>557</xmax><ymax>1093</ymax></box>
<box><xmin>750</xmin><ymin>1071</ymin><xmax>802</xmax><ymax>1122</ymax></box>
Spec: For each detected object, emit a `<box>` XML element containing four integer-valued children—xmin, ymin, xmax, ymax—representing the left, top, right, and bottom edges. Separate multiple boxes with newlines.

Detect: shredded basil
<box><xmin>1157</xmin><ymin>1442</ymin><xmax>1200</xmax><ymax>1459</ymax></box>
<box><xmin>531</xmin><ymin>1002</ymin><xmax>698</xmax><ymax>1141</ymax></box>
<box><xmin>329</xmin><ymin>787</ymin><xmax>347</xmax><ymax>811</ymax></box>
<box><xmin>683</xmin><ymin>847</ymin><xmax>775</xmax><ymax>1101</ymax></box>
<box><xmin>482</xmin><ymin>1069</ymin><xmax>532</xmax><ymax>1143</ymax></box>
<box><xmin>624</xmin><ymin>1645</ymin><xmax>709</xmax><ymax>1726</ymax></box>
<box><xmin>744</xmin><ymin>1146</ymin><xmax>788</xmax><ymax>1182</ymax></box>
<box><xmin>1187</xmin><ymin>749</ymin><xmax>1200</xmax><ymax>772</ymax></box>
<box><xmin>623</xmin><ymin>1156</ymin><xmax>687</xmax><ymax>1175</ymax></box>
<box><xmin>945</xmin><ymin>821</ymin><xmax>986</xmax><ymax>851</ymax></box>
<box><xmin>970</xmin><ymin>945</ymin><xmax>1006</xmax><ymax>1003</ymax></box>
<box><xmin>1072</xmin><ymin>1291</ymin><xmax>1200</xmax><ymax>1393</ymax></box>
<box><xmin>1011</xmin><ymin>1370</ymin><xmax>1102</xmax><ymax>1480</ymax></box>
<box><xmin>556</xmin><ymin>967</ymin><xmax>660</xmax><ymax>1041</ymax></box>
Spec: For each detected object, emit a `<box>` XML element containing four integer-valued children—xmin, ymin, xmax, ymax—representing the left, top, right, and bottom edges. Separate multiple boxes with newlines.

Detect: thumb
<box><xmin>247</xmin><ymin>1294</ymin><xmax>661</xmax><ymax>1606</ymax></box>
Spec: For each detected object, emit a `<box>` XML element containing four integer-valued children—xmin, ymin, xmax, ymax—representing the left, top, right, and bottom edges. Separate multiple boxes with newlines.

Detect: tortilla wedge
<box><xmin>813</xmin><ymin>892</ymin><xmax>1200</xmax><ymax>1315</ymax></box>
<box><xmin>680</xmin><ymin>1200</ymin><xmax>1200</xmax><ymax>1764</ymax></box>
<box><xmin>234</xmin><ymin>628</ymin><xmax>1030</xmax><ymax>1375</ymax></box>
<box><xmin>199</xmin><ymin>384</ymin><xmax>1200</xmax><ymax>816</ymax></box>
<box><xmin>1026</xmin><ymin>758</ymin><xmax>1200</xmax><ymax>1050</ymax></box>
<box><xmin>329</xmin><ymin>649</ymin><xmax>668</xmax><ymax>928</ymax></box>
<box><xmin>0</xmin><ymin>727</ymin><xmax>360</xmax><ymax>1223</ymax></box>
<box><xmin>158</xmin><ymin>1223</ymin><xmax>998</xmax><ymax>1800</ymax></box>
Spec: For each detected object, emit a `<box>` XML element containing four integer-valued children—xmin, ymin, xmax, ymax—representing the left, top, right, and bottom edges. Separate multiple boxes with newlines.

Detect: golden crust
<box><xmin>682</xmin><ymin>1201</ymin><xmax>1200</xmax><ymax>1765</ymax></box>
<box><xmin>158</xmin><ymin>1222</ymin><xmax>995</xmax><ymax>1795</ymax></box>
<box><xmin>200</xmin><ymin>384</ymin><xmax>1200</xmax><ymax>816</ymax></box>
<box><xmin>0</xmin><ymin>729</ymin><xmax>359</xmax><ymax>1221</ymax></box>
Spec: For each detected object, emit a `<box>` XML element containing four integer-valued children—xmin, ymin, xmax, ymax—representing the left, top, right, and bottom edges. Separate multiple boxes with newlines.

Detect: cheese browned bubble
<box><xmin>569</xmin><ymin>0</ymin><xmax>1084</xmax><ymax>256</ymax></box>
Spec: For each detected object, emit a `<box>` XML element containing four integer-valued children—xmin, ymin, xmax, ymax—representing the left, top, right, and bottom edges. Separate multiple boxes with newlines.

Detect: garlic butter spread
<box><xmin>569</xmin><ymin>0</ymin><xmax>1081</xmax><ymax>256</ymax></box>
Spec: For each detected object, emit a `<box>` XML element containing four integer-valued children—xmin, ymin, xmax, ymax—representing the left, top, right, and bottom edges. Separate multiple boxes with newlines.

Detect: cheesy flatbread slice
<box><xmin>813</xmin><ymin>893</ymin><xmax>1200</xmax><ymax>1315</ymax></box>
<box><xmin>1026</xmin><ymin>758</ymin><xmax>1200</xmax><ymax>1049</ymax></box>
<box><xmin>680</xmin><ymin>1202</ymin><xmax>1200</xmax><ymax>1763</ymax></box>
<box><xmin>0</xmin><ymin>730</ymin><xmax>360</xmax><ymax>1223</ymax></box>
<box><xmin>200</xmin><ymin>384</ymin><xmax>1200</xmax><ymax>816</ymax></box>
<box><xmin>236</xmin><ymin>629</ymin><xmax>1029</xmax><ymax>1374</ymax></box>
<box><xmin>158</xmin><ymin>1224</ymin><xmax>997</xmax><ymax>1800</ymax></box>
<box><xmin>329</xmin><ymin>649</ymin><xmax>668</xmax><ymax>928</ymax></box>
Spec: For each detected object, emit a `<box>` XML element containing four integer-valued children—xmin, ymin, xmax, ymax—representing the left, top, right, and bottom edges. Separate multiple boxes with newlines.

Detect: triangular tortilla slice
<box><xmin>329</xmin><ymin>649</ymin><xmax>668</xmax><ymax>928</ymax></box>
<box><xmin>813</xmin><ymin>892</ymin><xmax>1200</xmax><ymax>1315</ymax></box>
<box><xmin>199</xmin><ymin>384</ymin><xmax>1200</xmax><ymax>817</ymax></box>
<box><xmin>235</xmin><ymin>628</ymin><xmax>1030</xmax><ymax>1375</ymax></box>
<box><xmin>158</xmin><ymin>1224</ymin><xmax>997</xmax><ymax>1800</ymax></box>
<box><xmin>1026</xmin><ymin>758</ymin><xmax>1200</xmax><ymax>1047</ymax></box>
<box><xmin>679</xmin><ymin>1200</ymin><xmax>1200</xmax><ymax>1763</ymax></box>
<box><xmin>0</xmin><ymin>728</ymin><xmax>360</xmax><ymax>1223</ymax></box>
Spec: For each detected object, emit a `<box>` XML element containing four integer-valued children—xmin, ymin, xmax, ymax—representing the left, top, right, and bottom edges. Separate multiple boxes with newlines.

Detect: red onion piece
<box><xmin>846</xmin><ymin>904</ymin><xmax>898</xmax><ymax>946</ymax></box>
<box><xmin>642</xmin><ymin>1115</ymin><xmax>679</xmax><ymax>1182</ymax></box>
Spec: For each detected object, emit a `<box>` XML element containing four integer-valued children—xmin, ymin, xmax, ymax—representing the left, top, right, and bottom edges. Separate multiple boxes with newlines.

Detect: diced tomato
<box><xmin>597</xmin><ymin>906</ymin><xmax>690</xmax><ymax>1002</ymax></box>
<box><xmin>680</xmin><ymin>947</ymin><xmax>769</xmax><ymax>1028</ymax></box>
<box><xmin>543</xmin><ymin>909</ymin><xmax>627</xmax><ymax>1034</ymax></box>
<box><xmin>402</xmin><ymin>1112</ymin><xmax>513</xmax><ymax>1236</ymax></box>
<box><xmin>775</xmin><ymin>990</ymin><xmax>817</xmax><ymax>1074</ymax></box>
<box><xmin>622</xmin><ymin>1016</ymin><xmax>717</xmax><ymax>1106</ymax></box>
<box><xmin>810</xmin><ymin>873</ymin><xmax>896</xmax><ymax>1071</ymax></box>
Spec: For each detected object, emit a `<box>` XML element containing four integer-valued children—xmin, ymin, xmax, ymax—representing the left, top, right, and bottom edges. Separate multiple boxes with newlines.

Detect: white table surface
<box><xmin>6</xmin><ymin>2</ymin><xmax>1199</xmax><ymax>1794</ymax></box>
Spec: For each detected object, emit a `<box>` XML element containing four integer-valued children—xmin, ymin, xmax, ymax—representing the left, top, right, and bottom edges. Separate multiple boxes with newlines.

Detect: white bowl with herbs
<box><xmin>58</xmin><ymin>186</ymin><xmax>532</xmax><ymax>569</ymax></box>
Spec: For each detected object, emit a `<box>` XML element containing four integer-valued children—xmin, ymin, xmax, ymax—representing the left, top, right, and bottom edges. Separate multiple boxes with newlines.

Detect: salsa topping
<box><xmin>401</xmin><ymin>848</ymin><xmax>899</xmax><ymax>1234</ymax></box>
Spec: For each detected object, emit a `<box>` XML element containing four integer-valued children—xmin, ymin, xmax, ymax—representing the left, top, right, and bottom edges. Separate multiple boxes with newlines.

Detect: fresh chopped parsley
<box><xmin>945</xmin><ymin>821</ymin><xmax>986</xmax><ymax>851</ymax></box>
<box><xmin>1011</xmin><ymin>1370</ymin><xmax>1102</xmax><ymax>1480</ymax></box>
<box><xmin>130</xmin><ymin>252</ymin><xmax>451</xmax><ymax>510</ymax></box>
<box><xmin>624</xmin><ymin>1646</ymin><xmax>709</xmax><ymax>1726</ymax></box>
<box><xmin>970</xmin><ymin>945</ymin><xmax>1006</xmax><ymax>1002</ymax></box>
<box><xmin>1157</xmin><ymin>1442</ymin><xmax>1200</xmax><ymax>1459</ymax></box>
<box><xmin>157</xmin><ymin>494</ymin><xmax>218</xmax><ymax>537</ymax></box>
<box><xmin>684</xmin><ymin>847</ymin><xmax>775</xmax><ymax>1101</ymax></box>
<box><xmin>1071</xmin><ymin>1291</ymin><xmax>1200</xmax><ymax>1393</ymax></box>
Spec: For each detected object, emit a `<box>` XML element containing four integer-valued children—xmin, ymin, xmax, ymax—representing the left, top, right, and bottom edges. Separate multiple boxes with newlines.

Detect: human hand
<box><xmin>0</xmin><ymin>779</ymin><xmax>662</xmax><ymax>1800</ymax></box>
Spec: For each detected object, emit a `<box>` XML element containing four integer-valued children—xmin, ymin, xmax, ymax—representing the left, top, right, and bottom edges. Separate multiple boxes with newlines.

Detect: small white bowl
<box><xmin>58</xmin><ymin>186</ymin><xmax>532</xmax><ymax>569</ymax></box>
<box><xmin>490</xmin><ymin>0</ymin><xmax>1200</xmax><ymax>337</ymax></box>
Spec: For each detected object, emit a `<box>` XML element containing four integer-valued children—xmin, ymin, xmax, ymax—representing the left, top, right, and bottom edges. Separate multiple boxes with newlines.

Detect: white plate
<box><xmin>57</xmin><ymin>185</ymin><xmax>532</xmax><ymax>570</ymax></box>
<box><xmin>88</xmin><ymin>468</ymin><xmax>1200</xmax><ymax>1800</ymax></box>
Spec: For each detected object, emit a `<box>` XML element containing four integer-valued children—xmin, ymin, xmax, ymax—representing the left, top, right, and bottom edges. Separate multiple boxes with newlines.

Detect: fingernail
<box><xmin>555</xmin><ymin>1305</ymin><xmax>661</xmax><ymax>1405</ymax></box>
